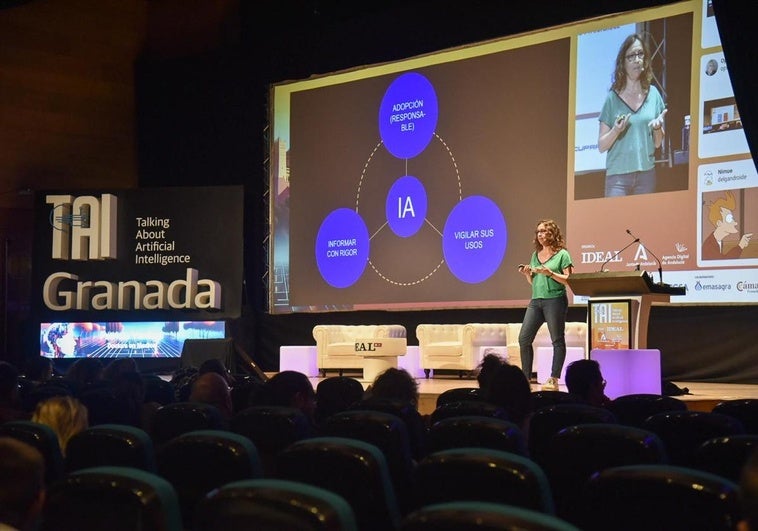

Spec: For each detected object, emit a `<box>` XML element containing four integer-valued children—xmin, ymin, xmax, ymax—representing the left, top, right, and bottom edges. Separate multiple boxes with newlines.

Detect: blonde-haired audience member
<box><xmin>31</xmin><ymin>395</ymin><xmax>88</xmax><ymax>456</ymax></box>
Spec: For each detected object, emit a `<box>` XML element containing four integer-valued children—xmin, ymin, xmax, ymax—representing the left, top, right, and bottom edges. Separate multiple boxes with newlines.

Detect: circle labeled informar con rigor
<box><xmin>443</xmin><ymin>196</ymin><xmax>507</xmax><ymax>283</ymax></box>
<box><xmin>379</xmin><ymin>72</ymin><xmax>438</xmax><ymax>160</ymax></box>
<box><xmin>315</xmin><ymin>208</ymin><xmax>369</xmax><ymax>288</ymax></box>
<box><xmin>386</xmin><ymin>175</ymin><xmax>427</xmax><ymax>238</ymax></box>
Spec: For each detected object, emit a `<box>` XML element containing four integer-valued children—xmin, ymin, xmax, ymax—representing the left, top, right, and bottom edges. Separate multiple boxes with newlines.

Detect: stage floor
<box><xmin>299</xmin><ymin>373</ymin><xmax>758</xmax><ymax>416</ymax></box>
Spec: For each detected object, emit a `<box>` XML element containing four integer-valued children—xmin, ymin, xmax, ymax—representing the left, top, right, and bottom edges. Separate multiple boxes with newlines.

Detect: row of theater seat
<box><xmin>2</xmin><ymin>395</ymin><xmax>757</xmax><ymax>529</ymax></box>
<box><xmin>2</xmin><ymin>425</ymin><xmax>749</xmax><ymax>531</ymax></box>
<box><xmin>1</xmin><ymin>432</ymin><xmax>756</xmax><ymax>531</ymax></box>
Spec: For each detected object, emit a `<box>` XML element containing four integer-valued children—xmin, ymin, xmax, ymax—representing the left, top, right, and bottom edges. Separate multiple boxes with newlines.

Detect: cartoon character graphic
<box><xmin>702</xmin><ymin>190</ymin><xmax>752</xmax><ymax>259</ymax></box>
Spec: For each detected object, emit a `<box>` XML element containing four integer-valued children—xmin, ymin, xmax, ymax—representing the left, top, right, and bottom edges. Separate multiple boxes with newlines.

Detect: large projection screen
<box><xmin>269</xmin><ymin>0</ymin><xmax>758</xmax><ymax>314</ymax></box>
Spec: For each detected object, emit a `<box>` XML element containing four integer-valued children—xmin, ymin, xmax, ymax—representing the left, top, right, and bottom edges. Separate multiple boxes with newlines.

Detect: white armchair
<box><xmin>415</xmin><ymin>323</ymin><xmax>511</xmax><ymax>378</ymax></box>
<box><xmin>313</xmin><ymin>324</ymin><xmax>407</xmax><ymax>377</ymax></box>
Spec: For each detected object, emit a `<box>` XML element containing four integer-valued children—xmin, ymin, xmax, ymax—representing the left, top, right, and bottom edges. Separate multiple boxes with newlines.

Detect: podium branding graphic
<box><xmin>43</xmin><ymin>194</ymin><xmax>221</xmax><ymax>312</ymax></box>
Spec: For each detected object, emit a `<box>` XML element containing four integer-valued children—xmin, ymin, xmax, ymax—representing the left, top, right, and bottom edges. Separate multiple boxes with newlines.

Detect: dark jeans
<box><xmin>519</xmin><ymin>294</ymin><xmax>568</xmax><ymax>379</ymax></box>
<box><xmin>604</xmin><ymin>168</ymin><xmax>656</xmax><ymax>197</ymax></box>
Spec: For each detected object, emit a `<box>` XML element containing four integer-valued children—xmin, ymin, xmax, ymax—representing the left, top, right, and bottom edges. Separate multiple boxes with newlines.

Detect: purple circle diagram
<box><xmin>315</xmin><ymin>208</ymin><xmax>370</xmax><ymax>288</ymax></box>
<box><xmin>385</xmin><ymin>175</ymin><xmax>428</xmax><ymax>237</ymax></box>
<box><xmin>379</xmin><ymin>72</ymin><xmax>438</xmax><ymax>160</ymax></box>
<box><xmin>443</xmin><ymin>196</ymin><xmax>507</xmax><ymax>283</ymax></box>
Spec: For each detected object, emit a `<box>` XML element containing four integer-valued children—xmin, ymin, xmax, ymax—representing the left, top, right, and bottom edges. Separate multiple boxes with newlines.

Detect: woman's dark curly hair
<box><xmin>532</xmin><ymin>219</ymin><xmax>566</xmax><ymax>252</ymax></box>
<box><xmin>611</xmin><ymin>33</ymin><xmax>654</xmax><ymax>93</ymax></box>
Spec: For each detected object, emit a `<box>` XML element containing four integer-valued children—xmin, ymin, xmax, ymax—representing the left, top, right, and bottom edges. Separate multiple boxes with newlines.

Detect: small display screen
<box><xmin>587</xmin><ymin>299</ymin><xmax>632</xmax><ymax>350</ymax></box>
<box><xmin>39</xmin><ymin>321</ymin><xmax>226</xmax><ymax>359</ymax></box>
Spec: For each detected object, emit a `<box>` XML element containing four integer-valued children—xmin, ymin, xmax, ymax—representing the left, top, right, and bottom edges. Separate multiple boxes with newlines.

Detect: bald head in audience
<box><xmin>0</xmin><ymin>437</ymin><xmax>46</xmax><ymax>531</ymax></box>
<box><xmin>189</xmin><ymin>372</ymin><xmax>233</xmax><ymax>419</ymax></box>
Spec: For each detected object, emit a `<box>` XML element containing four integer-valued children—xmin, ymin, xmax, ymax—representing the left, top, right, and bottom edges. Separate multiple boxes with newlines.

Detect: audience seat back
<box><xmin>400</xmin><ymin>501</ymin><xmax>581</xmax><ymax>531</ymax></box>
<box><xmin>195</xmin><ymin>478</ymin><xmax>359</xmax><ymax>531</ymax></box>
<box><xmin>607</xmin><ymin>393</ymin><xmax>687</xmax><ymax>428</ymax></box>
<box><xmin>690</xmin><ymin>433</ymin><xmax>758</xmax><ymax>483</ymax></box>
<box><xmin>149</xmin><ymin>402</ymin><xmax>226</xmax><ymax>448</ymax></box>
<box><xmin>156</xmin><ymin>429</ymin><xmax>262</xmax><ymax>529</ymax></box>
<box><xmin>528</xmin><ymin>403</ymin><xmax>617</xmax><ymax>466</ymax></box>
<box><xmin>40</xmin><ymin>465</ymin><xmax>182</xmax><ymax>531</ymax></box>
<box><xmin>412</xmin><ymin>447</ymin><xmax>554</xmax><ymax>514</ymax></box>
<box><xmin>641</xmin><ymin>410</ymin><xmax>745</xmax><ymax>466</ymax></box>
<box><xmin>539</xmin><ymin>422</ymin><xmax>668</xmax><ymax>523</ymax></box>
<box><xmin>575</xmin><ymin>464</ymin><xmax>740</xmax><ymax>531</ymax></box>
<box><xmin>277</xmin><ymin>436</ymin><xmax>401</xmax><ymax>531</ymax></box>
<box><xmin>425</xmin><ymin>415</ymin><xmax>527</xmax><ymax>456</ymax></box>
<box><xmin>230</xmin><ymin>405</ymin><xmax>314</xmax><ymax>477</ymax></box>
<box><xmin>711</xmin><ymin>398</ymin><xmax>758</xmax><ymax>434</ymax></box>
<box><xmin>66</xmin><ymin>423</ymin><xmax>156</xmax><ymax>472</ymax></box>
<box><xmin>0</xmin><ymin>419</ymin><xmax>65</xmax><ymax>485</ymax></box>
<box><xmin>320</xmin><ymin>409</ymin><xmax>414</xmax><ymax>513</ymax></box>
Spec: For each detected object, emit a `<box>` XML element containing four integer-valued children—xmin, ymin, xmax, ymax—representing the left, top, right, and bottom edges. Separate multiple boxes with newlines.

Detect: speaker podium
<box><xmin>568</xmin><ymin>271</ymin><xmax>685</xmax><ymax>349</ymax></box>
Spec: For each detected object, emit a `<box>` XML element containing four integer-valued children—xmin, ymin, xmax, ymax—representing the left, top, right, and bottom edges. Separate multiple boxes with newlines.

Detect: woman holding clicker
<box><xmin>517</xmin><ymin>219</ymin><xmax>573</xmax><ymax>391</ymax></box>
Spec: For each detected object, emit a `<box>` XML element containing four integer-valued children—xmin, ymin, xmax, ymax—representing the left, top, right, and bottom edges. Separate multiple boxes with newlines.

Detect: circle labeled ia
<box><xmin>386</xmin><ymin>175</ymin><xmax>427</xmax><ymax>238</ymax></box>
<box><xmin>315</xmin><ymin>208</ymin><xmax>370</xmax><ymax>288</ymax></box>
<box><xmin>443</xmin><ymin>196</ymin><xmax>507</xmax><ymax>283</ymax></box>
<box><xmin>379</xmin><ymin>72</ymin><xmax>438</xmax><ymax>160</ymax></box>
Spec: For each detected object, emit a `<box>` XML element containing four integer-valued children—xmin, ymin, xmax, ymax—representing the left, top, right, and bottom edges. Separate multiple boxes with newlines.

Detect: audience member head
<box><xmin>64</xmin><ymin>358</ymin><xmax>104</xmax><ymax>389</ymax></box>
<box><xmin>23</xmin><ymin>356</ymin><xmax>54</xmax><ymax>383</ymax></box>
<box><xmin>170</xmin><ymin>366</ymin><xmax>198</xmax><ymax>402</ymax></box>
<box><xmin>0</xmin><ymin>437</ymin><xmax>46</xmax><ymax>531</ymax></box>
<box><xmin>189</xmin><ymin>372</ymin><xmax>233</xmax><ymax>419</ymax></box>
<box><xmin>230</xmin><ymin>375</ymin><xmax>266</xmax><ymax>413</ymax></box>
<box><xmin>110</xmin><ymin>370</ymin><xmax>147</xmax><ymax>426</ymax></box>
<box><xmin>565</xmin><ymin>359</ymin><xmax>610</xmax><ymax>407</ymax></box>
<box><xmin>198</xmin><ymin>358</ymin><xmax>235</xmax><ymax>386</ymax></box>
<box><xmin>113</xmin><ymin>370</ymin><xmax>145</xmax><ymax>402</ymax></box>
<box><xmin>476</xmin><ymin>352</ymin><xmax>508</xmax><ymax>393</ymax></box>
<box><xmin>31</xmin><ymin>395</ymin><xmax>88</xmax><ymax>456</ymax></box>
<box><xmin>102</xmin><ymin>357</ymin><xmax>138</xmax><ymax>381</ymax></box>
<box><xmin>315</xmin><ymin>376</ymin><xmax>365</xmax><ymax>425</ymax></box>
<box><xmin>481</xmin><ymin>362</ymin><xmax>532</xmax><ymax>428</ymax></box>
<box><xmin>0</xmin><ymin>361</ymin><xmax>20</xmax><ymax>405</ymax></box>
<box><xmin>143</xmin><ymin>375</ymin><xmax>177</xmax><ymax>406</ymax></box>
<box><xmin>365</xmin><ymin>367</ymin><xmax>419</xmax><ymax>408</ymax></box>
<box><xmin>262</xmin><ymin>370</ymin><xmax>316</xmax><ymax>421</ymax></box>
<box><xmin>739</xmin><ymin>447</ymin><xmax>758</xmax><ymax>531</ymax></box>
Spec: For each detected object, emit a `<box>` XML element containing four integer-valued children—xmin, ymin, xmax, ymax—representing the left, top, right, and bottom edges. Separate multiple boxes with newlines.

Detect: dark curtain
<box><xmin>712</xmin><ymin>1</ymin><xmax>758</xmax><ymax>164</ymax></box>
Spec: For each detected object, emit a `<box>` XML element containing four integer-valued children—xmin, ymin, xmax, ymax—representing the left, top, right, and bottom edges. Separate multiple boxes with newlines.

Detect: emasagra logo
<box><xmin>694</xmin><ymin>281</ymin><xmax>730</xmax><ymax>291</ymax></box>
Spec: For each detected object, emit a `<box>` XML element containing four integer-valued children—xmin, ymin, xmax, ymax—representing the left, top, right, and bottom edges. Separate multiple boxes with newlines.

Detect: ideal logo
<box><xmin>354</xmin><ymin>342</ymin><xmax>382</xmax><ymax>352</ymax></box>
<box><xmin>47</xmin><ymin>194</ymin><xmax>117</xmax><ymax>260</ymax></box>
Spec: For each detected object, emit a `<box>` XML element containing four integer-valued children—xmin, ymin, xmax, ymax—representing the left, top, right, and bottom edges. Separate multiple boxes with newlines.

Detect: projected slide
<box><xmin>314</xmin><ymin>72</ymin><xmax>507</xmax><ymax>290</ymax></box>
<box><xmin>283</xmin><ymin>38</ymin><xmax>569</xmax><ymax>311</ymax></box>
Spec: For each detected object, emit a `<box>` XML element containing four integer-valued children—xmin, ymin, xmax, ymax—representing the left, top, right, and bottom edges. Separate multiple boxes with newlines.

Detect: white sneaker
<box><xmin>541</xmin><ymin>377</ymin><xmax>559</xmax><ymax>391</ymax></box>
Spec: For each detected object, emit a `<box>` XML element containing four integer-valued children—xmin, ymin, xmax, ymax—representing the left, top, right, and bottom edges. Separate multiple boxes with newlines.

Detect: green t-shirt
<box><xmin>529</xmin><ymin>248</ymin><xmax>573</xmax><ymax>300</ymax></box>
<box><xmin>599</xmin><ymin>85</ymin><xmax>666</xmax><ymax>176</ymax></box>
